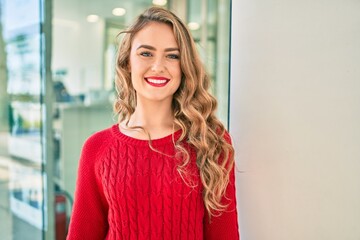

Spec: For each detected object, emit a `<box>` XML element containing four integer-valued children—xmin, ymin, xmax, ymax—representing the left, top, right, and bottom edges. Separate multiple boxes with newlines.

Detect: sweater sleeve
<box><xmin>203</xmin><ymin>132</ymin><xmax>240</xmax><ymax>240</ymax></box>
<box><xmin>67</xmin><ymin>132</ymin><xmax>109</xmax><ymax>240</ymax></box>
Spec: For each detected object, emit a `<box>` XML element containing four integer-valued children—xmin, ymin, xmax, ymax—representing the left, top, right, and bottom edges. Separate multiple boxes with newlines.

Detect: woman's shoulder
<box><xmin>215</xmin><ymin>127</ymin><xmax>232</xmax><ymax>145</ymax></box>
<box><xmin>223</xmin><ymin>129</ymin><xmax>232</xmax><ymax>144</ymax></box>
<box><xmin>81</xmin><ymin>125</ymin><xmax>116</xmax><ymax>155</ymax></box>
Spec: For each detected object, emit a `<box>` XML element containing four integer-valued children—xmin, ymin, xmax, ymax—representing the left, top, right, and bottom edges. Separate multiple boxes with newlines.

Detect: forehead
<box><xmin>131</xmin><ymin>21</ymin><xmax>179</xmax><ymax>49</ymax></box>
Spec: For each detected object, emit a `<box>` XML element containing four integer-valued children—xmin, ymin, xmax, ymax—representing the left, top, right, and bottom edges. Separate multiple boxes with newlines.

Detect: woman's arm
<box><xmin>203</xmin><ymin>132</ymin><xmax>240</xmax><ymax>239</ymax></box>
<box><xmin>203</xmin><ymin>165</ymin><xmax>240</xmax><ymax>240</ymax></box>
<box><xmin>67</xmin><ymin>132</ymin><xmax>110</xmax><ymax>240</ymax></box>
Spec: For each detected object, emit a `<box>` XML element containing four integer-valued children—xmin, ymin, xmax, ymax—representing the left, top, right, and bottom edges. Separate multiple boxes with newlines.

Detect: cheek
<box><xmin>170</xmin><ymin>64</ymin><xmax>182</xmax><ymax>77</ymax></box>
<box><xmin>129</xmin><ymin>52</ymin><xmax>141</xmax><ymax>71</ymax></box>
<box><xmin>131</xmin><ymin>58</ymin><xmax>151</xmax><ymax>75</ymax></box>
<box><xmin>173</xmin><ymin>73</ymin><xmax>182</xmax><ymax>90</ymax></box>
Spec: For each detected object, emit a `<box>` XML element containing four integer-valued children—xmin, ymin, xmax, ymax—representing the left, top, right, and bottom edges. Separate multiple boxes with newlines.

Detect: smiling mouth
<box><xmin>145</xmin><ymin>77</ymin><xmax>170</xmax><ymax>87</ymax></box>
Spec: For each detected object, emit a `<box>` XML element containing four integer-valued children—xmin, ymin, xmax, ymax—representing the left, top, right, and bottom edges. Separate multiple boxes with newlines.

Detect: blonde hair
<box><xmin>114</xmin><ymin>7</ymin><xmax>234</xmax><ymax>217</ymax></box>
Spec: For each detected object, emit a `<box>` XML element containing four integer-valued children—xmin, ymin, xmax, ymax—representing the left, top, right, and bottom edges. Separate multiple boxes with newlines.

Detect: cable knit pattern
<box><xmin>67</xmin><ymin>124</ymin><xmax>239</xmax><ymax>240</ymax></box>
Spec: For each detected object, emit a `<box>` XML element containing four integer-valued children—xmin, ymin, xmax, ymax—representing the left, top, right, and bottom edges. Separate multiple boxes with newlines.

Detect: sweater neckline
<box><xmin>111</xmin><ymin>124</ymin><xmax>183</xmax><ymax>146</ymax></box>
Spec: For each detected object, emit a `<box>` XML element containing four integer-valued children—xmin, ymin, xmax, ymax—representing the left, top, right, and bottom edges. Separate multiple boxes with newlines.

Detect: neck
<box><xmin>123</xmin><ymin>98</ymin><xmax>176</xmax><ymax>138</ymax></box>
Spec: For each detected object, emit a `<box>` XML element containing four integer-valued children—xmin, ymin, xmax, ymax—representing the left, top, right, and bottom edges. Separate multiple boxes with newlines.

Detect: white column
<box><xmin>230</xmin><ymin>1</ymin><xmax>360</xmax><ymax>239</ymax></box>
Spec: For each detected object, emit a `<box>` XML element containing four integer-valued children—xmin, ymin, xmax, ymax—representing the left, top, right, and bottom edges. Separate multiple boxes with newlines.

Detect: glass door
<box><xmin>0</xmin><ymin>0</ymin><xmax>55</xmax><ymax>239</ymax></box>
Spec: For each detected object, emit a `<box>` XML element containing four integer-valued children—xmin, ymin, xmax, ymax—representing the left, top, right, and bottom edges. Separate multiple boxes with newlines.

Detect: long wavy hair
<box><xmin>114</xmin><ymin>7</ymin><xmax>234</xmax><ymax>217</ymax></box>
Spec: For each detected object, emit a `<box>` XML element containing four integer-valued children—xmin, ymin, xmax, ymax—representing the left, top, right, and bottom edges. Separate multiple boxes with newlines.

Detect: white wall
<box><xmin>230</xmin><ymin>1</ymin><xmax>360</xmax><ymax>239</ymax></box>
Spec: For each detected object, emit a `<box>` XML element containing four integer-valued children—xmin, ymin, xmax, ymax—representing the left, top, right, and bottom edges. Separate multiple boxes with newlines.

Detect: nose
<box><xmin>151</xmin><ymin>57</ymin><xmax>166</xmax><ymax>73</ymax></box>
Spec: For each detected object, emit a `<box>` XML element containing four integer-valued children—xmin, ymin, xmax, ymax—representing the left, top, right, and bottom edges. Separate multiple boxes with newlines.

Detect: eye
<box><xmin>139</xmin><ymin>51</ymin><xmax>152</xmax><ymax>57</ymax></box>
<box><xmin>167</xmin><ymin>54</ymin><xmax>180</xmax><ymax>60</ymax></box>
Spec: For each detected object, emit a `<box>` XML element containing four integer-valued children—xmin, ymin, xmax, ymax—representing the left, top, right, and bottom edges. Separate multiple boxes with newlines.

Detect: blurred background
<box><xmin>0</xmin><ymin>0</ymin><xmax>231</xmax><ymax>239</ymax></box>
<box><xmin>1</xmin><ymin>0</ymin><xmax>360</xmax><ymax>240</ymax></box>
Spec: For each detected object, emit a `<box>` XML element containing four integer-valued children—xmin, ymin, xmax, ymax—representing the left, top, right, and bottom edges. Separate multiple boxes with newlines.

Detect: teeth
<box><xmin>147</xmin><ymin>78</ymin><xmax>167</xmax><ymax>84</ymax></box>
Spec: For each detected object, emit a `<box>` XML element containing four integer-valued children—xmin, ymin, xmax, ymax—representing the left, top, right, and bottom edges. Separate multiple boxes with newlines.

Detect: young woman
<box><xmin>67</xmin><ymin>7</ymin><xmax>239</xmax><ymax>240</ymax></box>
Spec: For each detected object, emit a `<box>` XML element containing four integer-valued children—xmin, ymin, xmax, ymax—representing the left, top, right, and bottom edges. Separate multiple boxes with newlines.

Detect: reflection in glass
<box><xmin>0</xmin><ymin>0</ymin><xmax>46</xmax><ymax>239</ymax></box>
<box><xmin>187</xmin><ymin>0</ymin><xmax>231</xmax><ymax>127</ymax></box>
<box><xmin>0</xmin><ymin>0</ymin><xmax>232</xmax><ymax>239</ymax></box>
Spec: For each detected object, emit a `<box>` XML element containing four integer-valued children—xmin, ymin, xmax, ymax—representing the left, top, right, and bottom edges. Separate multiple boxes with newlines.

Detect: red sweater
<box><xmin>67</xmin><ymin>124</ymin><xmax>239</xmax><ymax>240</ymax></box>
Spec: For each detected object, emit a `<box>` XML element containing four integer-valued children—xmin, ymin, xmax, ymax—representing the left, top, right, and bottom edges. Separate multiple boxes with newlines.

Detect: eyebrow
<box><xmin>137</xmin><ymin>44</ymin><xmax>179</xmax><ymax>52</ymax></box>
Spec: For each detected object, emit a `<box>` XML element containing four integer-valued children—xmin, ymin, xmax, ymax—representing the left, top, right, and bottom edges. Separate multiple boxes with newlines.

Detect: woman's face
<box><xmin>129</xmin><ymin>21</ymin><xmax>182</xmax><ymax>105</ymax></box>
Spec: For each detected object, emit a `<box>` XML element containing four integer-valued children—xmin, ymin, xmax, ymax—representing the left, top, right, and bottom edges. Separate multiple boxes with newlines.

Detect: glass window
<box><xmin>0</xmin><ymin>0</ymin><xmax>52</xmax><ymax>239</ymax></box>
<box><xmin>187</xmin><ymin>0</ymin><xmax>231</xmax><ymax>127</ymax></box>
<box><xmin>0</xmin><ymin>0</ymin><xmax>232</xmax><ymax>239</ymax></box>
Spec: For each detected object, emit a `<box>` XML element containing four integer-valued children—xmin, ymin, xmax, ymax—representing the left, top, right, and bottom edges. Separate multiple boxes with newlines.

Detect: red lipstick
<box><xmin>145</xmin><ymin>76</ymin><xmax>170</xmax><ymax>87</ymax></box>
